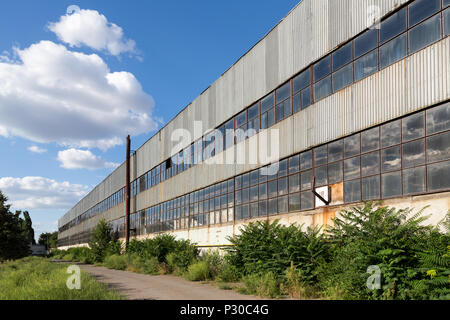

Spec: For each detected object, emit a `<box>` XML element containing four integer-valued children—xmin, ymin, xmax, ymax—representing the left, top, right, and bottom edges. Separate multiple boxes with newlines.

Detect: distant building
<box><xmin>30</xmin><ymin>245</ymin><xmax>47</xmax><ymax>256</ymax></box>
<box><xmin>59</xmin><ymin>0</ymin><xmax>450</xmax><ymax>249</ymax></box>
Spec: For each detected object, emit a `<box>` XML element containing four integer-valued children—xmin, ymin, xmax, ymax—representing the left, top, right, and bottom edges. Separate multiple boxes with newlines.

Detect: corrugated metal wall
<box><xmin>59</xmin><ymin>0</ymin><xmax>449</xmax><ymax>231</ymax></box>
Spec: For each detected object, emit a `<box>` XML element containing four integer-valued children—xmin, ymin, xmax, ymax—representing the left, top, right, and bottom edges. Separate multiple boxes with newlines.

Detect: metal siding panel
<box><xmin>265</xmin><ymin>27</ymin><xmax>279</xmax><ymax>92</ymax></box>
<box><xmin>278</xmin><ymin>13</ymin><xmax>294</xmax><ymax>84</ymax></box>
<box><xmin>407</xmin><ymin>38</ymin><xmax>450</xmax><ymax>113</ymax></box>
<box><xmin>293</xmin><ymin>0</ymin><xmax>313</xmax><ymax>73</ymax></box>
<box><xmin>243</xmin><ymin>40</ymin><xmax>266</xmax><ymax>108</ymax></box>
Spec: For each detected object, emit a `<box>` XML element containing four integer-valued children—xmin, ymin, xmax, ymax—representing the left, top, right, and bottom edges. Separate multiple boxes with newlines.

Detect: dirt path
<box><xmin>74</xmin><ymin>263</ymin><xmax>263</xmax><ymax>300</ymax></box>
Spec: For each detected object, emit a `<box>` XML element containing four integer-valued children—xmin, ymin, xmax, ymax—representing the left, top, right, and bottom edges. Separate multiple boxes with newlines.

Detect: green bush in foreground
<box><xmin>186</xmin><ymin>260</ymin><xmax>211</xmax><ymax>281</ymax></box>
<box><xmin>104</xmin><ymin>254</ymin><xmax>127</xmax><ymax>271</ymax></box>
<box><xmin>240</xmin><ymin>272</ymin><xmax>282</xmax><ymax>298</ymax></box>
<box><xmin>0</xmin><ymin>257</ymin><xmax>121</xmax><ymax>300</ymax></box>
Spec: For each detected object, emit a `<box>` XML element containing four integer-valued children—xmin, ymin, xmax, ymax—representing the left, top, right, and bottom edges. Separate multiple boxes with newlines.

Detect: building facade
<box><xmin>58</xmin><ymin>0</ymin><xmax>450</xmax><ymax>249</ymax></box>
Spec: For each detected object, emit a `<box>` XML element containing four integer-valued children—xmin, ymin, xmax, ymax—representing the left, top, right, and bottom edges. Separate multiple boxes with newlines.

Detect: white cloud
<box><xmin>48</xmin><ymin>9</ymin><xmax>136</xmax><ymax>56</ymax></box>
<box><xmin>0</xmin><ymin>40</ymin><xmax>157</xmax><ymax>151</ymax></box>
<box><xmin>0</xmin><ymin>176</ymin><xmax>89</xmax><ymax>210</ymax></box>
<box><xmin>28</xmin><ymin>145</ymin><xmax>47</xmax><ymax>154</ymax></box>
<box><xmin>57</xmin><ymin>148</ymin><xmax>119</xmax><ymax>170</ymax></box>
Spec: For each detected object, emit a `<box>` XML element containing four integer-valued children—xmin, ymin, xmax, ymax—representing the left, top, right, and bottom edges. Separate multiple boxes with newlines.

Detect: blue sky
<box><xmin>0</xmin><ymin>0</ymin><xmax>299</xmax><ymax>240</ymax></box>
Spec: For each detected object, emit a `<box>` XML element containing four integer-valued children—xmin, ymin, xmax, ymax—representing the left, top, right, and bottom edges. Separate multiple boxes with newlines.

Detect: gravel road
<box><xmin>75</xmin><ymin>263</ymin><xmax>263</xmax><ymax>300</ymax></box>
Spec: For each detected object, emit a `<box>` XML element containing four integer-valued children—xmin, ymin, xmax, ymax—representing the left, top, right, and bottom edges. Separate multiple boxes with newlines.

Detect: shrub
<box><xmin>104</xmin><ymin>254</ymin><xmax>127</xmax><ymax>270</ymax></box>
<box><xmin>186</xmin><ymin>261</ymin><xmax>210</xmax><ymax>281</ymax></box>
<box><xmin>284</xmin><ymin>262</ymin><xmax>321</xmax><ymax>299</ymax></box>
<box><xmin>241</xmin><ymin>272</ymin><xmax>282</xmax><ymax>298</ymax></box>
<box><xmin>89</xmin><ymin>219</ymin><xmax>114</xmax><ymax>263</ymax></box>
<box><xmin>225</xmin><ymin>220</ymin><xmax>329</xmax><ymax>284</ymax></box>
<box><xmin>217</xmin><ymin>262</ymin><xmax>241</xmax><ymax>283</ymax></box>
<box><xmin>142</xmin><ymin>256</ymin><xmax>160</xmax><ymax>275</ymax></box>
<box><xmin>319</xmin><ymin>202</ymin><xmax>440</xmax><ymax>300</ymax></box>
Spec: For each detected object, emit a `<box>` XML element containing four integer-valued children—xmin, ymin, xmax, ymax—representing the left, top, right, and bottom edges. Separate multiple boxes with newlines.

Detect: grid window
<box><xmin>402</xmin><ymin>139</ymin><xmax>425</xmax><ymax>168</ymax></box>
<box><xmin>362</xmin><ymin>176</ymin><xmax>380</xmax><ymax>200</ymax></box>
<box><xmin>428</xmin><ymin>160</ymin><xmax>450</xmax><ymax>191</ymax></box>
<box><xmin>314</xmin><ymin>76</ymin><xmax>332</xmax><ymax>101</ymax></box>
<box><xmin>382</xmin><ymin>171</ymin><xmax>402</xmax><ymax>198</ymax></box>
<box><xmin>314</xmin><ymin>56</ymin><xmax>331</xmax><ymax>81</ymax></box>
<box><xmin>409</xmin><ymin>14</ymin><xmax>442</xmax><ymax>54</ymax></box>
<box><xmin>354</xmin><ymin>29</ymin><xmax>378</xmax><ymax>58</ymax></box>
<box><xmin>427</xmin><ymin>103</ymin><xmax>450</xmax><ymax>134</ymax></box>
<box><xmin>380</xmin><ymin>8</ymin><xmax>407</xmax><ymax>44</ymax></box>
<box><xmin>293</xmin><ymin>69</ymin><xmax>311</xmax><ymax>113</ymax></box>
<box><xmin>403</xmin><ymin>112</ymin><xmax>425</xmax><ymax>142</ymax></box>
<box><xmin>247</xmin><ymin>103</ymin><xmax>259</xmax><ymax>136</ymax></box>
<box><xmin>381</xmin><ymin>120</ymin><xmax>401</xmax><ymax>147</ymax></box>
<box><xmin>361</xmin><ymin>151</ymin><xmax>380</xmax><ymax>177</ymax></box>
<box><xmin>380</xmin><ymin>33</ymin><xmax>407</xmax><ymax>69</ymax></box>
<box><xmin>427</xmin><ymin>131</ymin><xmax>450</xmax><ymax>162</ymax></box>
<box><xmin>276</xmin><ymin>82</ymin><xmax>292</xmax><ymax>123</ymax></box>
<box><xmin>289</xmin><ymin>193</ymin><xmax>301</xmax><ymax>212</ymax></box>
<box><xmin>261</xmin><ymin>93</ymin><xmax>275</xmax><ymax>129</ymax></box>
<box><xmin>344</xmin><ymin>179</ymin><xmax>361</xmax><ymax>203</ymax></box>
<box><xmin>333</xmin><ymin>63</ymin><xmax>353</xmax><ymax>92</ymax></box>
<box><xmin>344</xmin><ymin>134</ymin><xmax>361</xmax><ymax>158</ymax></box>
<box><xmin>409</xmin><ymin>0</ymin><xmax>441</xmax><ymax>27</ymax></box>
<box><xmin>328</xmin><ymin>161</ymin><xmax>343</xmax><ymax>184</ymax></box>
<box><xmin>403</xmin><ymin>167</ymin><xmax>426</xmax><ymax>195</ymax></box>
<box><xmin>362</xmin><ymin>127</ymin><xmax>380</xmax><ymax>153</ymax></box>
<box><xmin>445</xmin><ymin>7</ymin><xmax>450</xmax><ymax>36</ymax></box>
<box><xmin>328</xmin><ymin>140</ymin><xmax>343</xmax><ymax>162</ymax></box>
<box><xmin>333</xmin><ymin>42</ymin><xmax>353</xmax><ymax>71</ymax></box>
<box><xmin>355</xmin><ymin>50</ymin><xmax>378</xmax><ymax>81</ymax></box>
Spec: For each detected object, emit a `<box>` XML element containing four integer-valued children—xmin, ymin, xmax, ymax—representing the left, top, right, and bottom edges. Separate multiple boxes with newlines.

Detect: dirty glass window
<box><xmin>328</xmin><ymin>140</ymin><xmax>343</xmax><ymax>162</ymax></box>
<box><xmin>289</xmin><ymin>174</ymin><xmax>300</xmax><ymax>193</ymax></box>
<box><xmin>382</xmin><ymin>146</ymin><xmax>401</xmax><ymax>172</ymax></box>
<box><xmin>250</xmin><ymin>170</ymin><xmax>259</xmax><ymax>186</ymax></box>
<box><xmin>289</xmin><ymin>155</ymin><xmax>300</xmax><ymax>173</ymax></box>
<box><xmin>278</xmin><ymin>159</ymin><xmax>288</xmax><ymax>177</ymax></box>
<box><xmin>382</xmin><ymin>171</ymin><xmax>402</xmax><ymax>198</ymax></box>
<box><xmin>344</xmin><ymin>157</ymin><xmax>361</xmax><ymax>180</ymax></box>
<box><xmin>409</xmin><ymin>14</ymin><xmax>441</xmax><ymax>54</ymax></box>
<box><xmin>428</xmin><ymin>160</ymin><xmax>450</xmax><ymax>191</ymax></box>
<box><xmin>381</xmin><ymin>120</ymin><xmax>401</xmax><ymax>147</ymax></box>
<box><xmin>402</xmin><ymin>112</ymin><xmax>425</xmax><ymax>142</ymax></box>
<box><xmin>314</xmin><ymin>76</ymin><xmax>332</xmax><ymax>101</ymax></box>
<box><xmin>314</xmin><ymin>165</ymin><xmax>327</xmax><ymax>186</ymax></box>
<box><xmin>426</xmin><ymin>103</ymin><xmax>450</xmax><ymax>134</ymax></box>
<box><xmin>344</xmin><ymin>134</ymin><xmax>360</xmax><ymax>158</ymax></box>
<box><xmin>278</xmin><ymin>177</ymin><xmax>288</xmax><ymax>195</ymax></box>
<box><xmin>278</xmin><ymin>196</ymin><xmax>288</xmax><ymax>213</ymax></box>
<box><xmin>328</xmin><ymin>161</ymin><xmax>343</xmax><ymax>184</ymax></box>
<box><xmin>247</xmin><ymin>103</ymin><xmax>259</xmax><ymax>136</ymax></box>
<box><xmin>403</xmin><ymin>167</ymin><xmax>426</xmax><ymax>195</ymax></box>
<box><xmin>402</xmin><ymin>139</ymin><xmax>425</xmax><ymax>168</ymax></box>
<box><xmin>268</xmin><ymin>198</ymin><xmax>278</xmax><ymax>215</ymax></box>
<box><xmin>314</xmin><ymin>145</ymin><xmax>328</xmax><ymax>166</ymax></box>
<box><xmin>241</xmin><ymin>188</ymin><xmax>249</xmax><ymax>203</ymax></box>
<box><xmin>333</xmin><ymin>42</ymin><xmax>353</xmax><ymax>71</ymax></box>
<box><xmin>268</xmin><ymin>180</ymin><xmax>278</xmax><ymax>198</ymax></box>
<box><xmin>293</xmin><ymin>69</ymin><xmax>311</xmax><ymax>113</ymax></box>
<box><xmin>380</xmin><ymin>8</ymin><xmax>407</xmax><ymax>43</ymax></box>
<box><xmin>276</xmin><ymin>82</ymin><xmax>291</xmax><ymax>123</ymax></box>
<box><xmin>224</xmin><ymin>119</ymin><xmax>235</xmax><ymax>150</ymax></box>
<box><xmin>333</xmin><ymin>63</ymin><xmax>353</xmax><ymax>92</ymax></box>
<box><xmin>259</xmin><ymin>183</ymin><xmax>267</xmax><ymax>200</ymax></box>
<box><xmin>259</xmin><ymin>200</ymin><xmax>267</xmax><ymax>216</ymax></box>
<box><xmin>362</xmin><ymin>127</ymin><xmax>380</xmax><ymax>153</ymax></box>
<box><xmin>250</xmin><ymin>186</ymin><xmax>258</xmax><ymax>202</ymax></box>
<box><xmin>301</xmin><ymin>191</ymin><xmax>314</xmax><ymax>210</ymax></box>
<box><xmin>355</xmin><ymin>50</ymin><xmax>378</xmax><ymax>81</ymax></box>
<box><xmin>355</xmin><ymin>29</ymin><xmax>378</xmax><ymax>58</ymax></box>
<box><xmin>344</xmin><ymin>179</ymin><xmax>361</xmax><ymax>203</ymax></box>
<box><xmin>293</xmin><ymin>69</ymin><xmax>311</xmax><ymax>92</ymax></box>
<box><xmin>261</xmin><ymin>93</ymin><xmax>275</xmax><ymax>129</ymax></box>
<box><xmin>427</xmin><ymin>131</ymin><xmax>450</xmax><ymax>162</ymax></box>
<box><xmin>242</xmin><ymin>173</ymin><xmax>250</xmax><ymax>188</ymax></box>
<box><xmin>361</xmin><ymin>151</ymin><xmax>380</xmax><ymax>177</ymax></box>
<box><xmin>300</xmin><ymin>150</ymin><xmax>313</xmax><ymax>170</ymax></box>
<box><xmin>289</xmin><ymin>193</ymin><xmax>301</xmax><ymax>211</ymax></box>
<box><xmin>314</xmin><ymin>56</ymin><xmax>331</xmax><ymax>81</ymax></box>
<box><xmin>409</xmin><ymin>0</ymin><xmax>440</xmax><ymax>26</ymax></box>
<box><xmin>301</xmin><ymin>170</ymin><xmax>313</xmax><ymax>190</ymax></box>
<box><xmin>362</xmin><ymin>176</ymin><xmax>380</xmax><ymax>200</ymax></box>
<box><xmin>380</xmin><ymin>33</ymin><xmax>407</xmax><ymax>69</ymax></box>
<box><xmin>445</xmin><ymin>7</ymin><xmax>450</xmax><ymax>36</ymax></box>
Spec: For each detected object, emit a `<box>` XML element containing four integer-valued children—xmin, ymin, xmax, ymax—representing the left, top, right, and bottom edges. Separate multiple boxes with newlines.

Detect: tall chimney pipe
<box><xmin>125</xmin><ymin>135</ymin><xmax>131</xmax><ymax>247</ymax></box>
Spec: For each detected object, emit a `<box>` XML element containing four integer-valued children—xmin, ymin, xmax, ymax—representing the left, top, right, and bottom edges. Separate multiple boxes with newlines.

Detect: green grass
<box><xmin>0</xmin><ymin>257</ymin><xmax>122</xmax><ymax>300</ymax></box>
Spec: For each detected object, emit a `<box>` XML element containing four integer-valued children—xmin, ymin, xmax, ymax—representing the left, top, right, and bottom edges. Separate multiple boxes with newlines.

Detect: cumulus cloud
<box><xmin>0</xmin><ymin>40</ymin><xmax>157</xmax><ymax>150</ymax></box>
<box><xmin>0</xmin><ymin>176</ymin><xmax>89</xmax><ymax>210</ymax></box>
<box><xmin>28</xmin><ymin>145</ymin><xmax>47</xmax><ymax>154</ymax></box>
<box><xmin>48</xmin><ymin>9</ymin><xmax>136</xmax><ymax>56</ymax></box>
<box><xmin>57</xmin><ymin>148</ymin><xmax>119</xmax><ymax>170</ymax></box>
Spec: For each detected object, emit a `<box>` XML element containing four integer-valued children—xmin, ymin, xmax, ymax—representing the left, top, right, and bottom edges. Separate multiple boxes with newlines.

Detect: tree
<box><xmin>89</xmin><ymin>219</ymin><xmax>113</xmax><ymax>262</ymax></box>
<box><xmin>38</xmin><ymin>232</ymin><xmax>58</xmax><ymax>249</ymax></box>
<box><xmin>0</xmin><ymin>191</ymin><xmax>30</xmax><ymax>261</ymax></box>
<box><xmin>18</xmin><ymin>210</ymin><xmax>36</xmax><ymax>245</ymax></box>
